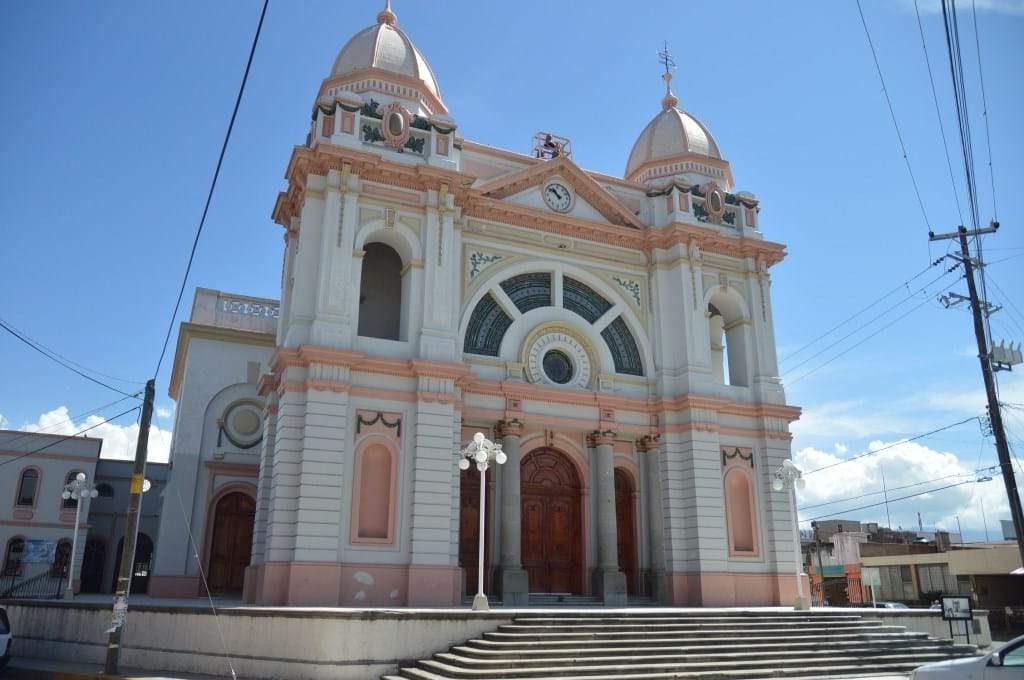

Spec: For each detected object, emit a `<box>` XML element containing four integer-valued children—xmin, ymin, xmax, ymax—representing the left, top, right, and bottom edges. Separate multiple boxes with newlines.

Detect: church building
<box><xmin>149</xmin><ymin>2</ymin><xmax>804</xmax><ymax>608</ymax></box>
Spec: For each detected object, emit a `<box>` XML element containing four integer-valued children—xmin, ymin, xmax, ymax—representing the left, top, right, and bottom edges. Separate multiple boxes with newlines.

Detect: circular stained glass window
<box><xmin>542</xmin><ymin>350</ymin><xmax>574</xmax><ymax>385</ymax></box>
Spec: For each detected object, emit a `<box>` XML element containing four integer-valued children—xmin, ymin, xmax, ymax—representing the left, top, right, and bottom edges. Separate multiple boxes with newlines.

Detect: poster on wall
<box><xmin>22</xmin><ymin>539</ymin><xmax>57</xmax><ymax>563</ymax></box>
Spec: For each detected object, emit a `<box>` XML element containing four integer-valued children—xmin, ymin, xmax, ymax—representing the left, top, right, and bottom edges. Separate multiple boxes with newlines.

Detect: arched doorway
<box><xmin>111</xmin><ymin>533</ymin><xmax>154</xmax><ymax>594</ymax></box>
<box><xmin>80</xmin><ymin>537</ymin><xmax>106</xmax><ymax>593</ymax></box>
<box><xmin>458</xmin><ymin>468</ymin><xmax>493</xmax><ymax>596</ymax></box>
<box><xmin>521</xmin><ymin>448</ymin><xmax>583</xmax><ymax>594</ymax></box>
<box><xmin>207</xmin><ymin>491</ymin><xmax>255</xmax><ymax>593</ymax></box>
<box><xmin>614</xmin><ymin>468</ymin><xmax>639</xmax><ymax>596</ymax></box>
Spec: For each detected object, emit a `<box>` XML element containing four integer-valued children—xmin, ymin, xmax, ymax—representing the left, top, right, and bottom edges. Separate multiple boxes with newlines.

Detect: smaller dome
<box><xmin>330</xmin><ymin>3</ymin><xmax>444</xmax><ymax>110</ymax></box>
<box><xmin>625</xmin><ymin>105</ymin><xmax>720</xmax><ymax>181</ymax></box>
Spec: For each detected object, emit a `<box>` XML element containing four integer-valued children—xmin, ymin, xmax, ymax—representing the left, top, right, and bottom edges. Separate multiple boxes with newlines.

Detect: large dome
<box><xmin>624</xmin><ymin>70</ymin><xmax>722</xmax><ymax>183</ymax></box>
<box><xmin>329</xmin><ymin>3</ymin><xmax>444</xmax><ymax>110</ymax></box>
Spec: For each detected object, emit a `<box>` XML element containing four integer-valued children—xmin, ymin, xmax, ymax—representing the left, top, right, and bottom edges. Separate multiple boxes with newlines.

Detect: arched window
<box><xmin>62</xmin><ymin>471</ymin><xmax>83</xmax><ymax>508</ymax></box>
<box><xmin>707</xmin><ymin>298</ymin><xmax>750</xmax><ymax>387</ymax></box>
<box><xmin>16</xmin><ymin>468</ymin><xmax>39</xmax><ymax>507</ymax></box>
<box><xmin>722</xmin><ymin>448</ymin><xmax>759</xmax><ymax>556</ymax></box>
<box><xmin>358</xmin><ymin>242</ymin><xmax>404</xmax><ymax>340</ymax></box>
<box><xmin>52</xmin><ymin>539</ymin><xmax>72</xmax><ymax>577</ymax></box>
<box><xmin>352</xmin><ymin>441</ymin><xmax>395</xmax><ymax>542</ymax></box>
<box><xmin>3</xmin><ymin>537</ymin><xmax>25</xmax><ymax>576</ymax></box>
<box><xmin>96</xmin><ymin>483</ymin><xmax>114</xmax><ymax>498</ymax></box>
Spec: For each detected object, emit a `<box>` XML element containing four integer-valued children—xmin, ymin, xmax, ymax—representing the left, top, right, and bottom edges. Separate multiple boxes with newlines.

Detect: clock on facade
<box><xmin>542</xmin><ymin>181</ymin><xmax>573</xmax><ymax>213</ymax></box>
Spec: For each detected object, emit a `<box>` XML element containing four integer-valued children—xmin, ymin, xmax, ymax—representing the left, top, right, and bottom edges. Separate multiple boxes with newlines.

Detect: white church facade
<box><xmin>149</xmin><ymin>3</ymin><xmax>804</xmax><ymax>608</ymax></box>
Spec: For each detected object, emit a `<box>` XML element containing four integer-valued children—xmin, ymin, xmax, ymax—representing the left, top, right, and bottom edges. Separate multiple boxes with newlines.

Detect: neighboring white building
<box><xmin>0</xmin><ymin>430</ymin><xmax>101</xmax><ymax>593</ymax></box>
<box><xmin>150</xmin><ymin>3</ymin><xmax>803</xmax><ymax>607</ymax></box>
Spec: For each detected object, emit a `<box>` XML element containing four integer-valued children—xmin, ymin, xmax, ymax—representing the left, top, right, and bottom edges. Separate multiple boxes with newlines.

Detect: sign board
<box><xmin>941</xmin><ymin>595</ymin><xmax>973</xmax><ymax>621</ymax></box>
<box><xmin>861</xmin><ymin>567</ymin><xmax>881</xmax><ymax>587</ymax></box>
<box><xmin>22</xmin><ymin>539</ymin><xmax>56</xmax><ymax>563</ymax></box>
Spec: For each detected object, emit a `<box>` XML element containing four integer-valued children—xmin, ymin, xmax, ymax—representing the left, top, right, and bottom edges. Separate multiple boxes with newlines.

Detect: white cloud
<box><xmin>22</xmin><ymin>406</ymin><xmax>172</xmax><ymax>463</ymax></box>
<box><xmin>790</xmin><ymin>400</ymin><xmax>918</xmax><ymax>440</ymax></box>
<box><xmin>793</xmin><ymin>438</ymin><xmax>1015</xmax><ymax>535</ymax></box>
<box><xmin>0</xmin><ymin>413</ymin><xmax>7</xmax><ymax>429</ymax></box>
<box><xmin>155</xmin><ymin>407</ymin><xmax>173</xmax><ymax>420</ymax></box>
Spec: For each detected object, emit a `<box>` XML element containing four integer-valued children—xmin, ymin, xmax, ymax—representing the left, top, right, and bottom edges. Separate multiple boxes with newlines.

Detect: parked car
<box><xmin>872</xmin><ymin>601</ymin><xmax>910</xmax><ymax>609</ymax></box>
<box><xmin>911</xmin><ymin>634</ymin><xmax>1024</xmax><ymax>678</ymax></box>
<box><xmin>0</xmin><ymin>605</ymin><xmax>11</xmax><ymax>670</ymax></box>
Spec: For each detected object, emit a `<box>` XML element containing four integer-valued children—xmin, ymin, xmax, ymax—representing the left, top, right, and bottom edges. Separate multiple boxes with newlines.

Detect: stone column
<box><xmin>497</xmin><ymin>419</ymin><xmax>529</xmax><ymax>605</ymax></box>
<box><xmin>639</xmin><ymin>435</ymin><xmax>667</xmax><ymax>603</ymax></box>
<box><xmin>591</xmin><ymin>430</ymin><xmax>627</xmax><ymax>606</ymax></box>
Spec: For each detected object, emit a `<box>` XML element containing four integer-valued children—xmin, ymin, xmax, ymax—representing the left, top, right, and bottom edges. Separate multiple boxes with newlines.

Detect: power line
<box><xmin>913</xmin><ymin>0</ymin><xmax>965</xmax><ymax>225</ymax></box>
<box><xmin>855</xmin><ymin>0</ymin><xmax>930</xmax><ymax>230</ymax></box>
<box><xmin>0</xmin><ymin>394</ymin><xmax>141</xmax><ymax>448</ymax></box>
<box><xmin>783</xmin><ymin>265</ymin><xmax>959</xmax><ymax>376</ymax></box>
<box><xmin>804</xmin><ymin>415</ymin><xmax>980</xmax><ymax>475</ymax></box>
<box><xmin>802</xmin><ymin>476</ymin><xmax>994</xmax><ymax>523</ymax></box>
<box><xmin>786</xmin><ymin>275</ymin><xmax>962</xmax><ymax>387</ymax></box>
<box><xmin>985</xmin><ymin>273</ymin><xmax>1024</xmax><ymax>337</ymax></box>
<box><xmin>153</xmin><ymin>0</ymin><xmax>269</xmax><ymax>378</ymax></box>
<box><xmin>970</xmin><ymin>0</ymin><xmax>997</xmax><ymax>221</ymax></box>
<box><xmin>0</xmin><ymin>317</ymin><xmax>142</xmax><ymax>399</ymax></box>
<box><xmin>798</xmin><ymin>465</ymin><xmax>999</xmax><ymax>512</ymax></box>
<box><xmin>780</xmin><ymin>258</ymin><xmax>946</xmax><ymax>365</ymax></box>
<box><xmin>0</xmin><ymin>406</ymin><xmax>141</xmax><ymax>468</ymax></box>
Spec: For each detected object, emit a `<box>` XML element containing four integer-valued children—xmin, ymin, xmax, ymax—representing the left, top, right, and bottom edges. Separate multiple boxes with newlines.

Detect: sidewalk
<box><xmin>4</xmin><ymin>657</ymin><xmax>224</xmax><ymax>680</ymax></box>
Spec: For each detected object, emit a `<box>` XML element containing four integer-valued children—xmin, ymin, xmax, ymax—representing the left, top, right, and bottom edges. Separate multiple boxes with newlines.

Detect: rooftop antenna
<box><xmin>657</xmin><ymin>41</ymin><xmax>678</xmax><ymax>110</ymax></box>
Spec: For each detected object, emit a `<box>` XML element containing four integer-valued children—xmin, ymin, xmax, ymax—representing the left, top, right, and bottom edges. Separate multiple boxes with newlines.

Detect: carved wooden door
<box><xmin>521</xmin><ymin>449</ymin><xmax>582</xmax><ymax>594</ymax></box>
<box><xmin>615</xmin><ymin>469</ymin><xmax>639</xmax><ymax>595</ymax></box>
<box><xmin>207</xmin><ymin>492</ymin><xmax>255</xmax><ymax>592</ymax></box>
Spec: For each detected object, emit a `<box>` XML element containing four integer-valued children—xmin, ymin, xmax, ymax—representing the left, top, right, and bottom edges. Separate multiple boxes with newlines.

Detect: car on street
<box><xmin>911</xmin><ymin>634</ymin><xmax>1024</xmax><ymax>678</ymax></box>
<box><xmin>0</xmin><ymin>605</ymin><xmax>11</xmax><ymax>670</ymax></box>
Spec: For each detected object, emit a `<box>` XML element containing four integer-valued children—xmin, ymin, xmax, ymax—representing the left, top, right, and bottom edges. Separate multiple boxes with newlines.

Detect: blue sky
<box><xmin>1</xmin><ymin>1</ymin><xmax>1021</xmax><ymax>539</ymax></box>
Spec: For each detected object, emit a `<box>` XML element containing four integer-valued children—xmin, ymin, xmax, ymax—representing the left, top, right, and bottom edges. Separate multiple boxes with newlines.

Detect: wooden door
<box><xmin>80</xmin><ymin>537</ymin><xmax>106</xmax><ymax>593</ymax></box>
<box><xmin>207</xmin><ymin>492</ymin><xmax>255</xmax><ymax>592</ymax></box>
<box><xmin>458</xmin><ymin>468</ymin><xmax>492</xmax><ymax>595</ymax></box>
<box><xmin>521</xmin><ymin>449</ymin><xmax>583</xmax><ymax>594</ymax></box>
<box><xmin>615</xmin><ymin>468</ymin><xmax>639</xmax><ymax>595</ymax></box>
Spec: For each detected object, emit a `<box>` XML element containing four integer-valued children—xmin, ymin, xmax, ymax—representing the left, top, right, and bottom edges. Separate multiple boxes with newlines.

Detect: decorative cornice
<box><xmin>637</xmin><ymin>434</ymin><xmax>660</xmax><ymax>453</ymax></box>
<box><xmin>495</xmin><ymin>418</ymin><xmax>523</xmax><ymax>439</ymax></box>
<box><xmin>587</xmin><ymin>429</ymin><xmax>617</xmax><ymax>448</ymax></box>
<box><xmin>475</xmin><ymin>156</ymin><xmax>646</xmax><ymax>230</ymax></box>
<box><xmin>169</xmin><ymin>322</ymin><xmax>276</xmax><ymax>400</ymax></box>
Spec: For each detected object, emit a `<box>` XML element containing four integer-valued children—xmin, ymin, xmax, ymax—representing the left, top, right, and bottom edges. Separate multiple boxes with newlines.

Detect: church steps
<box><xmin>409</xmin><ymin>654</ymin><xmax>970</xmax><ymax>679</ymax></box>
<box><xmin>446</xmin><ymin>642</ymin><xmax>972</xmax><ymax>664</ymax></box>
<box><xmin>493</xmin><ymin>620</ymin><xmax>883</xmax><ymax>634</ymax></box>
<box><xmin>467</xmin><ymin>631</ymin><xmax>934</xmax><ymax>651</ymax></box>
<box><xmin>381</xmin><ymin>611</ymin><xmax>978</xmax><ymax>680</ymax></box>
<box><xmin>481</xmin><ymin>624</ymin><xmax>910</xmax><ymax>641</ymax></box>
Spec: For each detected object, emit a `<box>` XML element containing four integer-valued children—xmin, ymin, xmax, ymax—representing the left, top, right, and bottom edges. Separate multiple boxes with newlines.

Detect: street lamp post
<box><xmin>61</xmin><ymin>472</ymin><xmax>99</xmax><ymax>599</ymax></box>
<box><xmin>458</xmin><ymin>432</ymin><xmax>506</xmax><ymax>611</ymax></box>
<box><xmin>772</xmin><ymin>459</ymin><xmax>808</xmax><ymax>610</ymax></box>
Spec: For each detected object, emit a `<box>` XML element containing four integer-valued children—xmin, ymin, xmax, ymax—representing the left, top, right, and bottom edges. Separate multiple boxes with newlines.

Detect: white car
<box><xmin>0</xmin><ymin>605</ymin><xmax>10</xmax><ymax>670</ymax></box>
<box><xmin>911</xmin><ymin>634</ymin><xmax>1024</xmax><ymax>679</ymax></box>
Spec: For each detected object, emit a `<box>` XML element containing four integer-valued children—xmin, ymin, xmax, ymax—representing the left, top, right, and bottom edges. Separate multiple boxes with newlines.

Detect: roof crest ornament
<box><xmin>378</xmin><ymin>0</ymin><xmax>397</xmax><ymax>26</ymax></box>
<box><xmin>657</xmin><ymin>41</ymin><xmax>678</xmax><ymax>111</ymax></box>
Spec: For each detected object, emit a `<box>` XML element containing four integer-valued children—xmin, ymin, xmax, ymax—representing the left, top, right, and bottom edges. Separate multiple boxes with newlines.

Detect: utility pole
<box><xmin>930</xmin><ymin>225</ymin><xmax>1024</xmax><ymax>566</ymax></box>
<box><xmin>104</xmin><ymin>378</ymin><xmax>155</xmax><ymax>675</ymax></box>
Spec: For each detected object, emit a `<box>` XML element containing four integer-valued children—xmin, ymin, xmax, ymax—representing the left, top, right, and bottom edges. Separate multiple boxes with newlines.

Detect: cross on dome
<box><xmin>377</xmin><ymin>0</ymin><xmax>397</xmax><ymax>26</ymax></box>
<box><xmin>657</xmin><ymin>41</ymin><xmax>679</xmax><ymax>110</ymax></box>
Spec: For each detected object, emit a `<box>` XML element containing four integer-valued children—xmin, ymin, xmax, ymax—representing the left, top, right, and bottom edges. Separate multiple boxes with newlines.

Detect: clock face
<box><xmin>543</xmin><ymin>181</ymin><xmax>572</xmax><ymax>213</ymax></box>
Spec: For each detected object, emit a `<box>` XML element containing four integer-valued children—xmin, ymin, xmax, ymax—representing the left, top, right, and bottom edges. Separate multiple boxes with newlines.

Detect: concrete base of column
<box><xmin>594</xmin><ymin>567</ymin><xmax>628</xmax><ymax>607</ymax></box>
<box><xmin>649</xmin><ymin>568</ymin><xmax>668</xmax><ymax>604</ymax></box>
<box><xmin>499</xmin><ymin>567</ymin><xmax>530</xmax><ymax>606</ymax></box>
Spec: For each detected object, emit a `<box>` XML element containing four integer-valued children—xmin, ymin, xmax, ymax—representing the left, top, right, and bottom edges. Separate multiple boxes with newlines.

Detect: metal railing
<box><xmin>0</xmin><ymin>564</ymin><xmax>65</xmax><ymax>600</ymax></box>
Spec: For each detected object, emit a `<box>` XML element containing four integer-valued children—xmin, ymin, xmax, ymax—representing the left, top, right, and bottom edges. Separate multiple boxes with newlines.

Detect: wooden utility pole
<box><xmin>104</xmin><ymin>378</ymin><xmax>155</xmax><ymax>675</ymax></box>
<box><xmin>930</xmin><ymin>225</ymin><xmax>1024</xmax><ymax>566</ymax></box>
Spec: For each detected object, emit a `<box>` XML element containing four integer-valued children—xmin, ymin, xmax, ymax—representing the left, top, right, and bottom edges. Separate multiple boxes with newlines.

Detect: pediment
<box><xmin>474</xmin><ymin>156</ymin><xmax>645</xmax><ymax>230</ymax></box>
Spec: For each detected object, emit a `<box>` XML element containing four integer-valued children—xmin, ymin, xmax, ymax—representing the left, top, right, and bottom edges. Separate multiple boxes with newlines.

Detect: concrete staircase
<box><xmin>383</xmin><ymin>610</ymin><xmax>978</xmax><ymax>679</ymax></box>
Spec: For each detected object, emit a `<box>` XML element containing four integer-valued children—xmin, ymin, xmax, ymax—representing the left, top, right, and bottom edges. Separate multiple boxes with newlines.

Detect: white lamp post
<box><xmin>772</xmin><ymin>459</ymin><xmax>808</xmax><ymax>610</ymax></box>
<box><xmin>61</xmin><ymin>472</ymin><xmax>98</xmax><ymax>599</ymax></box>
<box><xmin>458</xmin><ymin>432</ymin><xmax>506</xmax><ymax>611</ymax></box>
